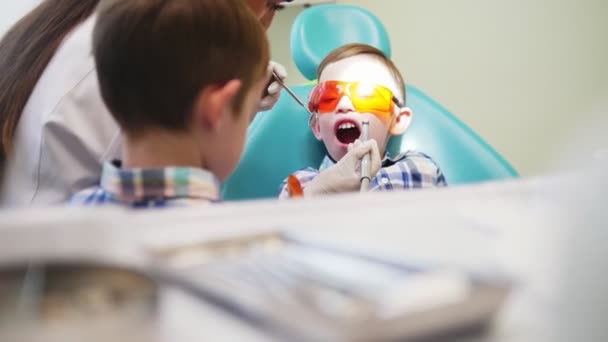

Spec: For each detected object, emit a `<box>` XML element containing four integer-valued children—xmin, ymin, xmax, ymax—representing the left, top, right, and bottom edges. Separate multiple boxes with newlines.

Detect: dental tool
<box><xmin>360</xmin><ymin>121</ymin><xmax>371</xmax><ymax>192</ymax></box>
<box><xmin>271</xmin><ymin>71</ymin><xmax>316</xmax><ymax>121</ymax></box>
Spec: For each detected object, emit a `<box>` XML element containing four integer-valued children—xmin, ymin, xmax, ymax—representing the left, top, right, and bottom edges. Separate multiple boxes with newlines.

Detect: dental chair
<box><xmin>222</xmin><ymin>4</ymin><xmax>518</xmax><ymax>200</ymax></box>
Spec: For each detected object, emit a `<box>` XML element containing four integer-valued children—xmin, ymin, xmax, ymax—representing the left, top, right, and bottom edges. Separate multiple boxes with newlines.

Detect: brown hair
<box><xmin>317</xmin><ymin>43</ymin><xmax>407</xmax><ymax>103</ymax></box>
<box><xmin>93</xmin><ymin>0</ymin><xmax>270</xmax><ymax>137</ymax></box>
<box><xmin>0</xmin><ymin>0</ymin><xmax>101</xmax><ymax>163</ymax></box>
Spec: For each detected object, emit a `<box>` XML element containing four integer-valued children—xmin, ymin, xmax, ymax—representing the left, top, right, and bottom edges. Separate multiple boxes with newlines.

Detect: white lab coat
<box><xmin>0</xmin><ymin>16</ymin><xmax>121</xmax><ymax>208</ymax></box>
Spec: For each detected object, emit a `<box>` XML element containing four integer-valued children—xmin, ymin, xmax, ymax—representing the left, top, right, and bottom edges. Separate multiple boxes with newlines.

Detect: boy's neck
<box><xmin>123</xmin><ymin>129</ymin><xmax>205</xmax><ymax>170</ymax></box>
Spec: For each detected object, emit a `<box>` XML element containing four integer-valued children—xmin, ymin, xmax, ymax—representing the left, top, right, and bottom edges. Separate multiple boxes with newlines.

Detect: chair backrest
<box><xmin>291</xmin><ymin>4</ymin><xmax>392</xmax><ymax>81</ymax></box>
<box><xmin>222</xmin><ymin>4</ymin><xmax>517</xmax><ymax>200</ymax></box>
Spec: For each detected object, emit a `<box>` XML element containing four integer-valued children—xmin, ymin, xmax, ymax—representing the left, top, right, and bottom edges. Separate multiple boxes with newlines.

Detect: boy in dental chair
<box><xmin>279</xmin><ymin>44</ymin><xmax>446</xmax><ymax>198</ymax></box>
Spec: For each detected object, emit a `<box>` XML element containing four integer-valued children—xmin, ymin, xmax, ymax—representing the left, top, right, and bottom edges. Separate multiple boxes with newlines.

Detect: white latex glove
<box><xmin>304</xmin><ymin>139</ymin><xmax>382</xmax><ymax>196</ymax></box>
<box><xmin>259</xmin><ymin>60</ymin><xmax>287</xmax><ymax>112</ymax></box>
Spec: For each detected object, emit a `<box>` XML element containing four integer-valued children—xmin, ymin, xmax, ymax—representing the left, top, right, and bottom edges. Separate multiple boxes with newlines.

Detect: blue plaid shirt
<box><xmin>279</xmin><ymin>151</ymin><xmax>447</xmax><ymax>198</ymax></box>
<box><xmin>70</xmin><ymin>161</ymin><xmax>220</xmax><ymax>208</ymax></box>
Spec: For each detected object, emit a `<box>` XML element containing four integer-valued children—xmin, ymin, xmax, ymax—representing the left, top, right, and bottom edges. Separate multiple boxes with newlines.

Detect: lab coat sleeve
<box><xmin>33</xmin><ymin>70</ymin><xmax>121</xmax><ymax>205</ymax></box>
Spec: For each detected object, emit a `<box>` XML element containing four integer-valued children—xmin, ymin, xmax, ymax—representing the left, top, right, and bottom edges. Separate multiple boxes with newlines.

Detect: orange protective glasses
<box><xmin>308</xmin><ymin>81</ymin><xmax>403</xmax><ymax>122</ymax></box>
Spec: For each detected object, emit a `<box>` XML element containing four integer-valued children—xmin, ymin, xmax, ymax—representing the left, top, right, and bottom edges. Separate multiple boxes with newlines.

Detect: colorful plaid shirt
<box><xmin>279</xmin><ymin>151</ymin><xmax>447</xmax><ymax>198</ymax></box>
<box><xmin>69</xmin><ymin>161</ymin><xmax>220</xmax><ymax>208</ymax></box>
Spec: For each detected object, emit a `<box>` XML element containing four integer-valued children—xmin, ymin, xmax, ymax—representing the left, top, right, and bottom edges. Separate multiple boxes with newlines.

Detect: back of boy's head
<box><xmin>317</xmin><ymin>43</ymin><xmax>406</xmax><ymax>104</ymax></box>
<box><xmin>93</xmin><ymin>0</ymin><xmax>270</xmax><ymax>136</ymax></box>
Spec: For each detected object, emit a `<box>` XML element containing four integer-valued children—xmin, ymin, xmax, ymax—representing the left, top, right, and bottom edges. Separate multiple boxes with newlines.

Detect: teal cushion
<box><xmin>291</xmin><ymin>4</ymin><xmax>391</xmax><ymax>80</ymax></box>
<box><xmin>388</xmin><ymin>86</ymin><xmax>518</xmax><ymax>184</ymax></box>
<box><xmin>222</xmin><ymin>85</ymin><xmax>322</xmax><ymax>200</ymax></box>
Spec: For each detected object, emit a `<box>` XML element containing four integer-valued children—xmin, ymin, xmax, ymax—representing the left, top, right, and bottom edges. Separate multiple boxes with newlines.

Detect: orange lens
<box><xmin>308</xmin><ymin>81</ymin><xmax>343</xmax><ymax>113</ymax></box>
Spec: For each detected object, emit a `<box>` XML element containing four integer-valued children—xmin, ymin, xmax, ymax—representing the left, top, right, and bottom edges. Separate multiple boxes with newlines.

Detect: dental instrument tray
<box><xmin>151</xmin><ymin>231</ymin><xmax>511</xmax><ymax>342</ymax></box>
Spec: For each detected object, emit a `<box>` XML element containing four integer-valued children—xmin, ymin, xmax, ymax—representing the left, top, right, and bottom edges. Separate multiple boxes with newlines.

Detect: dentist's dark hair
<box><xmin>0</xmin><ymin>0</ymin><xmax>101</xmax><ymax>167</ymax></box>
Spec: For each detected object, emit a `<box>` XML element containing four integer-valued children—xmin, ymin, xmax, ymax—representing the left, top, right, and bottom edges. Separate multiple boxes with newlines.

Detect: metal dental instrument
<box><xmin>271</xmin><ymin>71</ymin><xmax>316</xmax><ymax>123</ymax></box>
<box><xmin>360</xmin><ymin>121</ymin><xmax>371</xmax><ymax>192</ymax></box>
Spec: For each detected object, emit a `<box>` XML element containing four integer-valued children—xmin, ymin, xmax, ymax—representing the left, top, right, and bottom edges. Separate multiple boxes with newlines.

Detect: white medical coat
<box><xmin>1</xmin><ymin>16</ymin><xmax>121</xmax><ymax>208</ymax></box>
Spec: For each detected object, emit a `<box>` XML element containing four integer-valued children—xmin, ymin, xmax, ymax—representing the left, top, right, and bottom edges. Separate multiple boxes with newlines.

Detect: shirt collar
<box><xmin>100</xmin><ymin>160</ymin><xmax>220</xmax><ymax>203</ymax></box>
<box><xmin>319</xmin><ymin>155</ymin><xmax>337</xmax><ymax>171</ymax></box>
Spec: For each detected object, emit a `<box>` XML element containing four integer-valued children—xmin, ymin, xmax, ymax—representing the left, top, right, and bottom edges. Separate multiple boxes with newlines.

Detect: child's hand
<box><xmin>305</xmin><ymin>139</ymin><xmax>381</xmax><ymax>195</ymax></box>
<box><xmin>258</xmin><ymin>61</ymin><xmax>287</xmax><ymax>112</ymax></box>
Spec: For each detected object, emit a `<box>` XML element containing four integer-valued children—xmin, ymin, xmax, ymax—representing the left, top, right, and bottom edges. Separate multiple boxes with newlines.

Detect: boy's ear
<box><xmin>310</xmin><ymin>114</ymin><xmax>323</xmax><ymax>140</ymax></box>
<box><xmin>390</xmin><ymin>107</ymin><xmax>413</xmax><ymax>135</ymax></box>
<box><xmin>194</xmin><ymin>79</ymin><xmax>242</xmax><ymax>130</ymax></box>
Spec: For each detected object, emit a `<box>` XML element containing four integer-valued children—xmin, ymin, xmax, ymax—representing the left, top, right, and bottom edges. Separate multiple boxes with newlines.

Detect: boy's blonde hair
<box><xmin>317</xmin><ymin>43</ymin><xmax>406</xmax><ymax>103</ymax></box>
<box><xmin>93</xmin><ymin>0</ymin><xmax>269</xmax><ymax>136</ymax></box>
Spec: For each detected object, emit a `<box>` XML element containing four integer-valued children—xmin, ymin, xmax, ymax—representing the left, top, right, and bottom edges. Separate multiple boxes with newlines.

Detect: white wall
<box><xmin>0</xmin><ymin>1</ymin><xmax>41</xmax><ymax>37</ymax></box>
<box><xmin>268</xmin><ymin>0</ymin><xmax>608</xmax><ymax>176</ymax></box>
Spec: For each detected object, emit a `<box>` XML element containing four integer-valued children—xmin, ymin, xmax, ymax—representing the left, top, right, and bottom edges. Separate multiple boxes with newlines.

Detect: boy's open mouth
<box><xmin>334</xmin><ymin>119</ymin><xmax>361</xmax><ymax>145</ymax></box>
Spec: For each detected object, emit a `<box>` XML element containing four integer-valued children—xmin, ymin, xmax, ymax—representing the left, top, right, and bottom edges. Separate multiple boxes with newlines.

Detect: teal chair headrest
<box><xmin>291</xmin><ymin>4</ymin><xmax>391</xmax><ymax>80</ymax></box>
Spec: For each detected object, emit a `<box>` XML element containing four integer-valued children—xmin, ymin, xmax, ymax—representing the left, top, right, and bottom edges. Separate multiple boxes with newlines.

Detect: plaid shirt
<box><xmin>70</xmin><ymin>161</ymin><xmax>220</xmax><ymax>208</ymax></box>
<box><xmin>279</xmin><ymin>151</ymin><xmax>447</xmax><ymax>198</ymax></box>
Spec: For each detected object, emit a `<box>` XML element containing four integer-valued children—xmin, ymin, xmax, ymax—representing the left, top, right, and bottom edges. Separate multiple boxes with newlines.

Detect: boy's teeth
<box><xmin>339</xmin><ymin>123</ymin><xmax>355</xmax><ymax>129</ymax></box>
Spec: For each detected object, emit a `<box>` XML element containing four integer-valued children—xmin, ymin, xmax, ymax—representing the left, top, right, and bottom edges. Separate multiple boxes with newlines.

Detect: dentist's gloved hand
<box><xmin>258</xmin><ymin>61</ymin><xmax>287</xmax><ymax>112</ymax></box>
<box><xmin>304</xmin><ymin>139</ymin><xmax>382</xmax><ymax>196</ymax></box>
